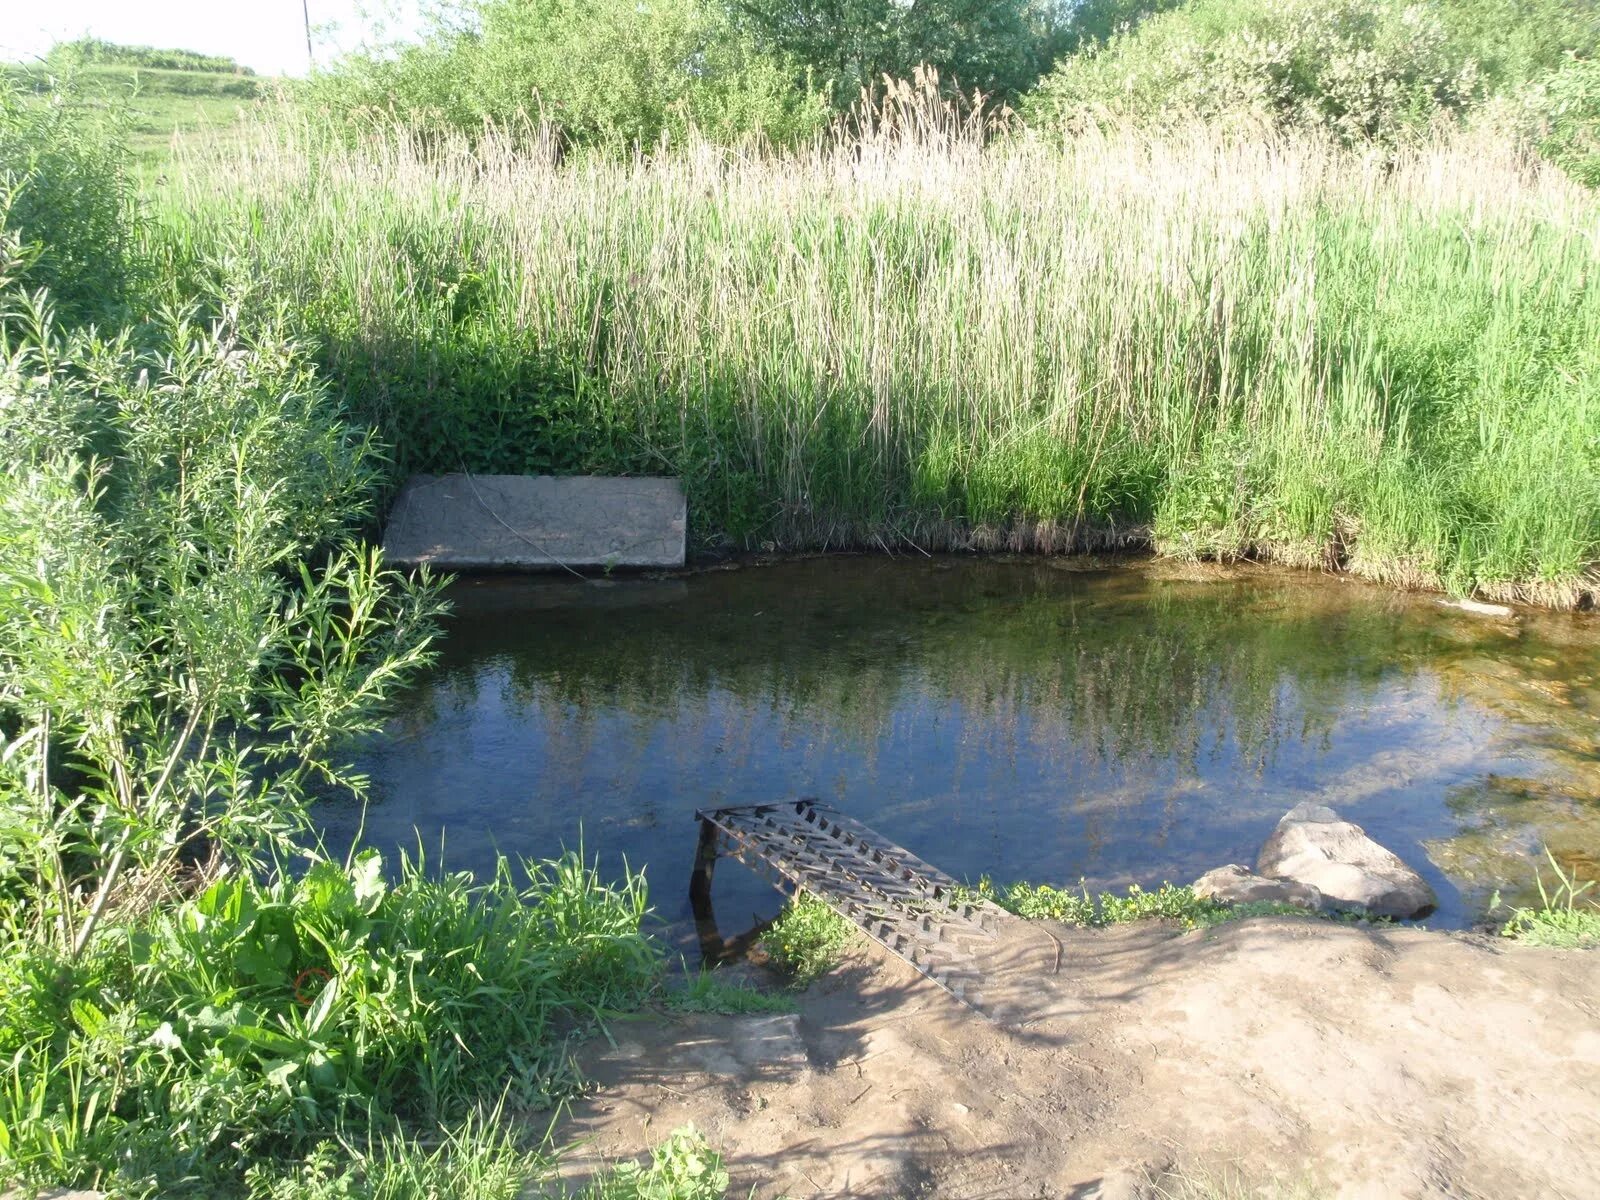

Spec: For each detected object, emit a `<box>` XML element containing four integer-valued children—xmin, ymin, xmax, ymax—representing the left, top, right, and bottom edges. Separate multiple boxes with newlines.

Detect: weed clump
<box><xmin>576</xmin><ymin>1125</ymin><xmax>730</xmax><ymax>1200</ymax></box>
<box><xmin>1497</xmin><ymin>851</ymin><xmax>1600</xmax><ymax>949</ymax></box>
<box><xmin>759</xmin><ymin>893</ymin><xmax>855</xmax><ymax>986</ymax></box>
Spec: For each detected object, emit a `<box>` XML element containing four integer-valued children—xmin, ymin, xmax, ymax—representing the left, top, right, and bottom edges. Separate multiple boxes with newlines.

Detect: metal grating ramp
<box><xmin>691</xmin><ymin>800</ymin><xmax>1019</xmax><ymax>1019</ymax></box>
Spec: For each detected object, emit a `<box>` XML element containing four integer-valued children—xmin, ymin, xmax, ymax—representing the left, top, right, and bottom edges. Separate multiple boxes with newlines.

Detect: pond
<box><xmin>317</xmin><ymin>557</ymin><xmax>1600</xmax><ymax>945</ymax></box>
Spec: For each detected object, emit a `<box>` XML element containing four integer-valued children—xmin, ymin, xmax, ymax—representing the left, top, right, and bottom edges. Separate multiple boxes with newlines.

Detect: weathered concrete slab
<box><xmin>382</xmin><ymin>474</ymin><xmax>686</xmax><ymax>570</ymax></box>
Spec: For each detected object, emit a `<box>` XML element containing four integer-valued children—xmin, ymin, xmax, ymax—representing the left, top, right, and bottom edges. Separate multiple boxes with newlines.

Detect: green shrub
<box><xmin>733</xmin><ymin>0</ymin><xmax>1070</xmax><ymax>112</ymax></box>
<box><xmin>1515</xmin><ymin>54</ymin><xmax>1600</xmax><ymax>186</ymax></box>
<box><xmin>1060</xmin><ymin>0</ymin><xmax>1189</xmax><ymax>52</ymax></box>
<box><xmin>1025</xmin><ymin>0</ymin><xmax>1482</xmax><ymax>143</ymax></box>
<box><xmin>1434</xmin><ymin>0</ymin><xmax>1600</xmax><ymax>94</ymax></box>
<box><xmin>0</xmin><ymin>242</ymin><xmax>448</xmax><ymax>961</ymax></box>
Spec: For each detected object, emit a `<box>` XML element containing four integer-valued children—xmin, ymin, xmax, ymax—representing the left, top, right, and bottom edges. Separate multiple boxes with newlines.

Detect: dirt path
<box><xmin>556</xmin><ymin>919</ymin><xmax>1600</xmax><ymax>1198</ymax></box>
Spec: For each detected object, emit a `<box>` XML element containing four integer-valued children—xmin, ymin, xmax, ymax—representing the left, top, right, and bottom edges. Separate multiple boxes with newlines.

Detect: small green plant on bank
<box><xmin>244</xmin><ymin>1114</ymin><xmax>539</xmax><ymax>1200</ymax></box>
<box><xmin>1497</xmin><ymin>850</ymin><xmax>1600</xmax><ymax>949</ymax></box>
<box><xmin>966</xmin><ymin>879</ymin><xmax>1332</xmax><ymax>930</ymax></box>
<box><xmin>759</xmin><ymin>893</ymin><xmax>854</xmax><ymax>986</ymax></box>
<box><xmin>664</xmin><ymin>969</ymin><xmax>798</xmax><ymax>1014</ymax></box>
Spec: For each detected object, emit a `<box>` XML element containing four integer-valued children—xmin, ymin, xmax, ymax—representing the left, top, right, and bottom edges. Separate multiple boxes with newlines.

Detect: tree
<box><xmin>730</xmin><ymin>0</ymin><xmax>1071</xmax><ymax>111</ymax></box>
<box><xmin>304</xmin><ymin>0</ymin><xmax>828</xmax><ymax>150</ymax></box>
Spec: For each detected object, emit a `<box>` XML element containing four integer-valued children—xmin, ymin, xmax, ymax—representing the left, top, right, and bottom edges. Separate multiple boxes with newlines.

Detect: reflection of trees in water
<box><xmin>408</xmin><ymin>562</ymin><xmax>1475</xmax><ymax>775</ymax></box>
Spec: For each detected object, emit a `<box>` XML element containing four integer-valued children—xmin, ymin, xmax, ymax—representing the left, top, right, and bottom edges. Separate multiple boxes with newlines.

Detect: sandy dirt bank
<box><xmin>556</xmin><ymin>918</ymin><xmax>1600</xmax><ymax>1198</ymax></box>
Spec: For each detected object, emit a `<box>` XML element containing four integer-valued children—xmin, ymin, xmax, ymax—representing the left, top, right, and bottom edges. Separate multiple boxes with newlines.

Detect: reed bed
<box><xmin>153</xmin><ymin>96</ymin><xmax>1600</xmax><ymax>605</ymax></box>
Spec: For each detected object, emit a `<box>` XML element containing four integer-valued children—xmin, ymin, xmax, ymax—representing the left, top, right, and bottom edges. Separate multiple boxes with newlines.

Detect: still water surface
<box><xmin>319</xmin><ymin>558</ymin><xmax>1600</xmax><ymax>941</ymax></box>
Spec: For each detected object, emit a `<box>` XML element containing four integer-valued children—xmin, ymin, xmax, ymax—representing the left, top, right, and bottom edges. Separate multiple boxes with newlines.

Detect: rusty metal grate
<box><xmin>691</xmin><ymin>799</ymin><xmax>1013</xmax><ymax>1017</ymax></box>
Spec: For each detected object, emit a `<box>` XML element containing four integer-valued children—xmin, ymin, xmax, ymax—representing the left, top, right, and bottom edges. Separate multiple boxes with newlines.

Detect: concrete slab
<box><xmin>381</xmin><ymin>474</ymin><xmax>686</xmax><ymax>571</ymax></box>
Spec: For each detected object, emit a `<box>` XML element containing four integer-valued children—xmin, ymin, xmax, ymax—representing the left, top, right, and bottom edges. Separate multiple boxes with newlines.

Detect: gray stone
<box><xmin>1438</xmin><ymin>597</ymin><xmax>1514</xmax><ymax>618</ymax></box>
<box><xmin>1192</xmin><ymin>863</ymin><xmax>1321</xmax><ymax>909</ymax></box>
<box><xmin>382</xmin><ymin>474</ymin><xmax>686</xmax><ymax>571</ymax></box>
<box><xmin>1256</xmin><ymin>802</ymin><xmax>1436</xmax><ymax>919</ymax></box>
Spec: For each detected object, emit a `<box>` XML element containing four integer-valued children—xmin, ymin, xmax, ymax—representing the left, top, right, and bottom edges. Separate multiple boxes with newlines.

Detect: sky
<box><xmin>0</xmin><ymin>0</ymin><xmax>431</xmax><ymax>77</ymax></box>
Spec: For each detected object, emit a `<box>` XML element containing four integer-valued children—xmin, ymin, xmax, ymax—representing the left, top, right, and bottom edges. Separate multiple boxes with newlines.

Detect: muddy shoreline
<box><xmin>557</xmin><ymin>916</ymin><xmax>1600</xmax><ymax>1198</ymax></box>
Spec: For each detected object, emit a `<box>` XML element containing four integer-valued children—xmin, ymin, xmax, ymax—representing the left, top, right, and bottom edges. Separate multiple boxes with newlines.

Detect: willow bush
<box><xmin>0</xmin><ymin>79</ymin><xmax>143</xmax><ymax>325</ymax></box>
<box><xmin>1023</xmin><ymin>0</ymin><xmax>1484</xmax><ymax>142</ymax></box>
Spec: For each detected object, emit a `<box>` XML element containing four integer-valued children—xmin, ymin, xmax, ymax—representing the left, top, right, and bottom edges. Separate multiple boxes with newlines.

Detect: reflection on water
<box><xmin>319</xmin><ymin>558</ymin><xmax>1600</xmax><ymax>938</ymax></box>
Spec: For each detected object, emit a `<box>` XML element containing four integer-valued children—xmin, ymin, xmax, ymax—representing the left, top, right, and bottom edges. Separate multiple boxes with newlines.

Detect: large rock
<box><xmin>1192</xmin><ymin>864</ymin><xmax>1321</xmax><ymax>910</ymax></box>
<box><xmin>382</xmin><ymin>474</ymin><xmax>686</xmax><ymax>571</ymax></box>
<box><xmin>1256</xmin><ymin>803</ymin><xmax>1436</xmax><ymax>919</ymax></box>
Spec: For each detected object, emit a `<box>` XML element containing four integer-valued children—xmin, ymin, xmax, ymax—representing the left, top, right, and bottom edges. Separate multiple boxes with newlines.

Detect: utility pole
<box><xmin>303</xmin><ymin>0</ymin><xmax>315</xmax><ymax>69</ymax></box>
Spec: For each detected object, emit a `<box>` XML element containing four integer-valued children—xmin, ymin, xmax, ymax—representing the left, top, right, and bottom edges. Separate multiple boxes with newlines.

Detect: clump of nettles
<box><xmin>759</xmin><ymin>893</ymin><xmax>855</xmax><ymax>986</ymax></box>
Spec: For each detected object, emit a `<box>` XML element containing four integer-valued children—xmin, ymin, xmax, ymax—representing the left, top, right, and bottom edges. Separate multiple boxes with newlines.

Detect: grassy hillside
<box><xmin>3</xmin><ymin>60</ymin><xmax>265</xmax><ymax>166</ymax></box>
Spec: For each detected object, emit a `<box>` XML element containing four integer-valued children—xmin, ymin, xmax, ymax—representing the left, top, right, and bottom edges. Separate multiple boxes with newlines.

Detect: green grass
<box><xmin>1498</xmin><ymin>850</ymin><xmax>1600</xmax><ymax>948</ymax></box>
<box><xmin>965</xmin><ymin>878</ymin><xmax>1355</xmax><ymax>930</ymax></box>
<box><xmin>150</xmin><ymin>102</ymin><xmax>1600</xmax><ymax>606</ymax></box>
<box><xmin>753</xmin><ymin>877</ymin><xmax>1345</xmax><ymax>992</ymax></box>
<box><xmin>243</xmin><ymin>1117</ymin><xmax>732</xmax><ymax>1200</ymax></box>
<box><xmin>244</xmin><ymin>1114</ymin><xmax>541</xmax><ymax>1200</ymax></box>
<box><xmin>662</xmin><ymin>970</ymin><xmax>798</xmax><ymax>1014</ymax></box>
<box><xmin>758</xmin><ymin>894</ymin><xmax>856</xmax><ymax>986</ymax></box>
